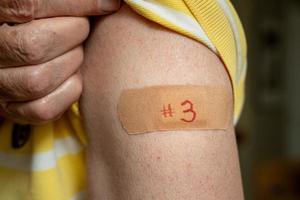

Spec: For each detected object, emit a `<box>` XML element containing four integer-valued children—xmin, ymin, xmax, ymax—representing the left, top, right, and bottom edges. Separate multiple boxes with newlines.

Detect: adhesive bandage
<box><xmin>117</xmin><ymin>85</ymin><xmax>231</xmax><ymax>134</ymax></box>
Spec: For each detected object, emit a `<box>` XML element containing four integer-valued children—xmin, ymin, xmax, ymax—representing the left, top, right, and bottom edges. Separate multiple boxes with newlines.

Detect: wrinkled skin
<box><xmin>0</xmin><ymin>0</ymin><xmax>120</xmax><ymax>124</ymax></box>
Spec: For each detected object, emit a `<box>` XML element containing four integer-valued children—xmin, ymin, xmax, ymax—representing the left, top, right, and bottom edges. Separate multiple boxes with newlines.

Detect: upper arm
<box><xmin>81</xmin><ymin>4</ymin><xmax>243</xmax><ymax>200</ymax></box>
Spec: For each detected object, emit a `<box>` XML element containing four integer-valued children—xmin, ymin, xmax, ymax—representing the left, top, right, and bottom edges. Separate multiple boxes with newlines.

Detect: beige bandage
<box><xmin>117</xmin><ymin>85</ymin><xmax>231</xmax><ymax>134</ymax></box>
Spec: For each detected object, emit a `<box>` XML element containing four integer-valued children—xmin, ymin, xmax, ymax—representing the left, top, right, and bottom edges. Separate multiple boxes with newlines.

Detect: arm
<box><xmin>81</xmin><ymin>4</ymin><xmax>244</xmax><ymax>199</ymax></box>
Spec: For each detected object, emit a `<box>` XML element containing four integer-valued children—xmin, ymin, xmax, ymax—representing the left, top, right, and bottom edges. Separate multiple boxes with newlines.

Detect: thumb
<box><xmin>37</xmin><ymin>0</ymin><xmax>121</xmax><ymax>17</ymax></box>
<box><xmin>0</xmin><ymin>0</ymin><xmax>121</xmax><ymax>23</ymax></box>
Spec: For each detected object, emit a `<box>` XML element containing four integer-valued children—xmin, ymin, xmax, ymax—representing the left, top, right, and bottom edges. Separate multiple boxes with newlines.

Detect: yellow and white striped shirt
<box><xmin>0</xmin><ymin>0</ymin><xmax>247</xmax><ymax>199</ymax></box>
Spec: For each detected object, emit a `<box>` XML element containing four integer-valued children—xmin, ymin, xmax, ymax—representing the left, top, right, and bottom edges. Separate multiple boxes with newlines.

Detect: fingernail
<box><xmin>100</xmin><ymin>0</ymin><xmax>121</xmax><ymax>12</ymax></box>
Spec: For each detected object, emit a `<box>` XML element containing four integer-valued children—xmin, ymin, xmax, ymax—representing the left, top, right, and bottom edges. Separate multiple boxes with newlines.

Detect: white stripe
<box><xmin>127</xmin><ymin>0</ymin><xmax>217</xmax><ymax>52</ymax></box>
<box><xmin>215</xmin><ymin>0</ymin><xmax>244</xmax><ymax>83</ymax></box>
<box><xmin>0</xmin><ymin>136</ymin><xmax>83</xmax><ymax>171</ymax></box>
<box><xmin>234</xmin><ymin>115</ymin><xmax>239</xmax><ymax>126</ymax></box>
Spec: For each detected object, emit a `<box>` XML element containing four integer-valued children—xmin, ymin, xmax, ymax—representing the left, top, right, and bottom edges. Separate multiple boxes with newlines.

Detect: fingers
<box><xmin>0</xmin><ymin>46</ymin><xmax>84</xmax><ymax>102</ymax></box>
<box><xmin>0</xmin><ymin>0</ymin><xmax>121</xmax><ymax>23</ymax></box>
<box><xmin>0</xmin><ymin>17</ymin><xmax>89</xmax><ymax>67</ymax></box>
<box><xmin>1</xmin><ymin>72</ymin><xmax>83</xmax><ymax>124</ymax></box>
<box><xmin>0</xmin><ymin>16</ymin><xmax>88</xmax><ymax>124</ymax></box>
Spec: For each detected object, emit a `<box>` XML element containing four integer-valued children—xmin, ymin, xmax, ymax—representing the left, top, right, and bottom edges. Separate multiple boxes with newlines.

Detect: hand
<box><xmin>0</xmin><ymin>0</ymin><xmax>120</xmax><ymax>23</ymax></box>
<box><xmin>0</xmin><ymin>0</ymin><xmax>120</xmax><ymax>124</ymax></box>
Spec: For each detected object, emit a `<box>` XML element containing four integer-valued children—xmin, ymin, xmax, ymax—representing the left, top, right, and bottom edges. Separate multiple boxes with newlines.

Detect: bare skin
<box><xmin>81</xmin><ymin>4</ymin><xmax>244</xmax><ymax>200</ymax></box>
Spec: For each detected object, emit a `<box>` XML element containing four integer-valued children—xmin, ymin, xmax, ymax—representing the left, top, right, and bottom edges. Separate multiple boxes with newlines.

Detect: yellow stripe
<box><xmin>31</xmin><ymin>123</ymin><xmax>54</xmax><ymax>152</ymax></box>
<box><xmin>69</xmin><ymin>104</ymin><xmax>87</xmax><ymax>146</ymax></box>
<box><xmin>0</xmin><ymin>167</ymin><xmax>31</xmax><ymax>200</ymax></box>
<box><xmin>225</xmin><ymin>1</ymin><xmax>247</xmax><ymax>119</ymax></box>
<box><xmin>53</xmin><ymin>116</ymin><xmax>76</xmax><ymax>139</ymax></box>
<box><xmin>32</xmin><ymin>152</ymin><xmax>86</xmax><ymax>200</ymax></box>
<box><xmin>226</xmin><ymin>0</ymin><xmax>247</xmax><ymax>82</ymax></box>
<box><xmin>0</xmin><ymin>151</ymin><xmax>86</xmax><ymax>199</ymax></box>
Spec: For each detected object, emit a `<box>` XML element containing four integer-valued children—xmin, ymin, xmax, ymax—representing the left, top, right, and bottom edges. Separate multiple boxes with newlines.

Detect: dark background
<box><xmin>232</xmin><ymin>0</ymin><xmax>300</xmax><ymax>199</ymax></box>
